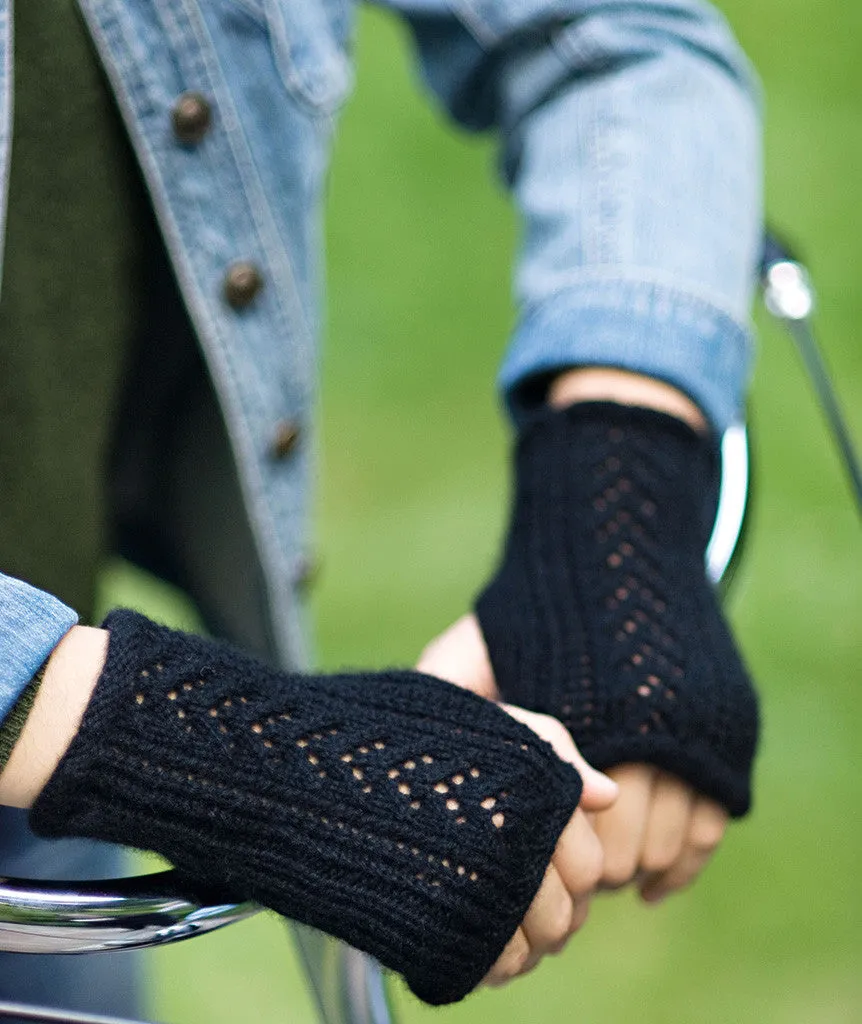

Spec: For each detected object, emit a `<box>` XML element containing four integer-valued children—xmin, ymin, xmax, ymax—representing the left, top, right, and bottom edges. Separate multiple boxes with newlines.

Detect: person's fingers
<box><xmin>639</xmin><ymin>771</ymin><xmax>695</xmax><ymax>876</ymax></box>
<box><xmin>521</xmin><ymin>863</ymin><xmax>576</xmax><ymax>955</ymax></box>
<box><xmin>552</xmin><ymin>808</ymin><xmax>604</xmax><ymax>900</ymax></box>
<box><xmin>687</xmin><ymin>796</ymin><xmax>729</xmax><ymax>852</ymax></box>
<box><xmin>593</xmin><ymin>763</ymin><xmax>655</xmax><ymax>889</ymax></box>
<box><xmin>483</xmin><ymin>927</ymin><xmax>531</xmax><ymax>987</ymax></box>
<box><xmin>516</xmin><ymin>842</ymin><xmax>598</xmax><ymax>980</ymax></box>
<box><xmin>500</xmin><ymin>704</ymin><xmax>618</xmax><ymax>811</ymax></box>
<box><xmin>416</xmin><ymin>614</ymin><xmax>499</xmax><ymax>700</ymax></box>
<box><xmin>639</xmin><ymin>796</ymin><xmax>729</xmax><ymax>903</ymax></box>
<box><xmin>569</xmin><ymin>893</ymin><xmax>593</xmax><ymax>932</ymax></box>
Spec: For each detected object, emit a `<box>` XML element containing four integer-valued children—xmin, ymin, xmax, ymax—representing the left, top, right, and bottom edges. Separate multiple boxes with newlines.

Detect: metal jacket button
<box><xmin>223</xmin><ymin>261</ymin><xmax>264</xmax><ymax>308</ymax></box>
<box><xmin>270</xmin><ymin>420</ymin><xmax>301</xmax><ymax>460</ymax></box>
<box><xmin>172</xmin><ymin>92</ymin><xmax>212</xmax><ymax>144</ymax></box>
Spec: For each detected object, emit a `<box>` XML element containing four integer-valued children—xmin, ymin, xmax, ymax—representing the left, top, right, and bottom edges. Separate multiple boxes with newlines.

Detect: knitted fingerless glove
<box><xmin>475</xmin><ymin>402</ymin><xmax>759</xmax><ymax>818</ymax></box>
<box><xmin>29</xmin><ymin>610</ymin><xmax>582</xmax><ymax>1005</ymax></box>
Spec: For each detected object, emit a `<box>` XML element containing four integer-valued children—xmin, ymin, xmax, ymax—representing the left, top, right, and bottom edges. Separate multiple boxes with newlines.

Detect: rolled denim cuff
<box><xmin>0</xmin><ymin>573</ymin><xmax>78</xmax><ymax>726</ymax></box>
<box><xmin>500</xmin><ymin>279</ymin><xmax>754</xmax><ymax>435</ymax></box>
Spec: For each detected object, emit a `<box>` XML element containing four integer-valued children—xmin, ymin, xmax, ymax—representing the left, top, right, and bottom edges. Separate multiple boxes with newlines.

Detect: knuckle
<box><xmin>505</xmin><ymin>947</ymin><xmax>530</xmax><ymax>978</ymax></box>
<box><xmin>584</xmin><ymin>838</ymin><xmax>605</xmax><ymax>889</ymax></box>
<box><xmin>517</xmin><ymin>952</ymin><xmax>542</xmax><ymax>978</ymax></box>
<box><xmin>546</xmin><ymin>903</ymin><xmax>575</xmax><ymax>949</ymax></box>
<box><xmin>571</xmin><ymin>834</ymin><xmax>603</xmax><ymax>893</ymax></box>
<box><xmin>569</xmin><ymin>898</ymin><xmax>592</xmax><ymax>934</ymax></box>
<box><xmin>499</xmin><ymin>933</ymin><xmax>530</xmax><ymax>978</ymax></box>
<box><xmin>601</xmin><ymin>852</ymin><xmax>638</xmax><ymax>889</ymax></box>
<box><xmin>689</xmin><ymin>819</ymin><xmax>725</xmax><ymax>852</ymax></box>
<box><xmin>641</xmin><ymin>845</ymin><xmax>677</xmax><ymax>875</ymax></box>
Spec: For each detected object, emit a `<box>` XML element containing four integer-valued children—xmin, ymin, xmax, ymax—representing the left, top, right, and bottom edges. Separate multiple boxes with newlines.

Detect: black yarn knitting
<box><xmin>476</xmin><ymin>402</ymin><xmax>759</xmax><ymax>817</ymax></box>
<box><xmin>30</xmin><ymin>610</ymin><xmax>582</xmax><ymax>1005</ymax></box>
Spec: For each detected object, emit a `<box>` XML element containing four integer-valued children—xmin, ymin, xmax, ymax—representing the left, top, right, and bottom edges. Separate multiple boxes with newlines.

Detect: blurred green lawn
<box><xmin>105</xmin><ymin>2</ymin><xmax>862</xmax><ymax>1021</ymax></box>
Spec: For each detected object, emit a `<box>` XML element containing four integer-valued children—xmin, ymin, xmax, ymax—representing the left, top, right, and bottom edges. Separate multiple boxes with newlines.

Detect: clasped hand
<box><xmin>418</xmin><ymin>615</ymin><xmax>729</xmax><ymax>986</ymax></box>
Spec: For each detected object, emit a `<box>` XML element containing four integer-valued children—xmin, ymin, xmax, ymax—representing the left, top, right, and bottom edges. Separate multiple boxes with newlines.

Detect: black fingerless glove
<box><xmin>475</xmin><ymin>402</ymin><xmax>759</xmax><ymax>817</ymax></box>
<box><xmin>30</xmin><ymin>610</ymin><xmax>582</xmax><ymax>1005</ymax></box>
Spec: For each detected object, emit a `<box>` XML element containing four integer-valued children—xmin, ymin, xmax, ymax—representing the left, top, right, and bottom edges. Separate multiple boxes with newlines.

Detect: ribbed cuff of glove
<box><xmin>476</xmin><ymin>402</ymin><xmax>759</xmax><ymax>817</ymax></box>
<box><xmin>30</xmin><ymin>610</ymin><xmax>582</xmax><ymax>1005</ymax></box>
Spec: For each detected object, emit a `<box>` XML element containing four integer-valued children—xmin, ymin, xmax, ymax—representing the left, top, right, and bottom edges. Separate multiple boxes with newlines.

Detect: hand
<box><xmin>418</xmin><ymin>614</ymin><xmax>727</xmax><ymax>906</ymax></box>
<box><xmin>29</xmin><ymin>610</ymin><xmax>594</xmax><ymax>1006</ymax></box>
<box><xmin>592</xmin><ymin>763</ymin><xmax>728</xmax><ymax>903</ymax></box>
<box><xmin>481</xmin><ymin>707</ymin><xmax>617</xmax><ymax>985</ymax></box>
<box><xmin>418</xmin><ymin>631</ymin><xmax>619</xmax><ymax>986</ymax></box>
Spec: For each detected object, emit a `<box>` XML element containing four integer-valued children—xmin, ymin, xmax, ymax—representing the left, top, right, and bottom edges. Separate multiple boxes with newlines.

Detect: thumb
<box><xmin>500</xmin><ymin>704</ymin><xmax>619</xmax><ymax>812</ymax></box>
<box><xmin>416</xmin><ymin>614</ymin><xmax>499</xmax><ymax>700</ymax></box>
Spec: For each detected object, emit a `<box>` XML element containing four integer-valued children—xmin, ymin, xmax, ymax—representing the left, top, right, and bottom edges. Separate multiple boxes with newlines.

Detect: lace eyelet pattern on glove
<box><xmin>30</xmin><ymin>610</ymin><xmax>582</xmax><ymax>1005</ymax></box>
<box><xmin>476</xmin><ymin>402</ymin><xmax>759</xmax><ymax>817</ymax></box>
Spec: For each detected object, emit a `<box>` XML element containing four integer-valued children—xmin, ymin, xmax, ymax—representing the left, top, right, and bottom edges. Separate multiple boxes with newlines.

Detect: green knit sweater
<box><xmin>0</xmin><ymin>0</ymin><xmax>146</xmax><ymax>620</ymax></box>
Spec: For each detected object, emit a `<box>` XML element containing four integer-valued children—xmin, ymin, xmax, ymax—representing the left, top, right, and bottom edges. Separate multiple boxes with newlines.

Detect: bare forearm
<box><xmin>0</xmin><ymin>625</ymin><xmax>106</xmax><ymax>808</ymax></box>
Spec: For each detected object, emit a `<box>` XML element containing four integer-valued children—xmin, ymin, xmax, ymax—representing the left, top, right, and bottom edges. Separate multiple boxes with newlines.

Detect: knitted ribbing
<box><xmin>476</xmin><ymin>403</ymin><xmax>759</xmax><ymax>817</ymax></box>
<box><xmin>30</xmin><ymin>610</ymin><xmax>582</xmax><ymax>1005</ymax></box>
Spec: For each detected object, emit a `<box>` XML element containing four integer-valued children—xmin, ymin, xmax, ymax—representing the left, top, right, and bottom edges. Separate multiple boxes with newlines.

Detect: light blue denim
<box><xmin>0</xmin><ymin>574</ymin><xmax>77</xmax><ymax>724</ymax></box>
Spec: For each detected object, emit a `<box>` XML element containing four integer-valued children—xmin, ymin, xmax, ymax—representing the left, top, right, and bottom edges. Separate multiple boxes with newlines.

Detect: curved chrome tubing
<box><xmin>762</xmin><ymin>253</ymin><xmax>862</xmax><ymax>517</ymax></box>
<box><xmin>0</xmin><ymin>1000</ymin><xmax>159</xmax><ymax>1024</ymax></box>
<box><xmin>706</xmin><ymin>423</ymin><xmax>749</xmax><ymax>593</ymax></box>
<box><xmin>0</xmin><ymin>871</ymin><xmax>256</xmax><ymax>955</ymax></box>
<box><xmin>0</xmin><ymin>873</ymin><xmax>390</xmax><ymax>1024</ymax></box>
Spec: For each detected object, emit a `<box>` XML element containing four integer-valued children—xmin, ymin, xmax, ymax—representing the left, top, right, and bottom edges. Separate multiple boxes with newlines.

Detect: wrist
<box><xmin>0</xmin><ymin>625</ymin><xmax>107</xmax><ymax>809</ymax></box>
<box><xmin>548</xmin><ymin>368</ymin><xmax>708</xmax><ymax>434</ymax></box>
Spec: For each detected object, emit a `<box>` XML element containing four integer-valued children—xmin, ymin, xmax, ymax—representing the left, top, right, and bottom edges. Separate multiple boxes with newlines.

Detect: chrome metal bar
<box><xmin>0</xmin><ymin>871</ymin><xmax>256</xmax><ymax>954</ymax></box>
<box><xmin>290</xmin><ymin>925</ymin><xmax>392</xmax><ymax>1024</ymax></box>
<box><xmin>761</xmin><ymin>240</ymin><xmax>862</xmax><ymax>518</ymax></box>
<box><xmin>0</xmin><ymin>870</ymin><xmax>394</xmax><ymax>1024</ymax></box>
<box><xmin>706</xmin><ymin>423</ymin><xmax>749</xmax><ymax>592</ymax></box>
<box><xmin>0</xmin><ymin>1000</ymin><xmax>159</xmax><ymax>1024</ymax></box>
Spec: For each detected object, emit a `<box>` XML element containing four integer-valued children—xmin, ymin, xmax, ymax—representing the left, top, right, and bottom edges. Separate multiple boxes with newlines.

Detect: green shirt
<box><xmin>0</xmin><ymin>0</ymin><xmax>145</xmax><ymax>619</ymax></box>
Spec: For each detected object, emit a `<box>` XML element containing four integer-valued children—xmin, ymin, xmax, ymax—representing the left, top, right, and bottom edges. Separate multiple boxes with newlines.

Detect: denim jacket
<box><xmin>0</xmin><ymin>0</ymin><xmax>762</xmax><ymax>720</ymax></box>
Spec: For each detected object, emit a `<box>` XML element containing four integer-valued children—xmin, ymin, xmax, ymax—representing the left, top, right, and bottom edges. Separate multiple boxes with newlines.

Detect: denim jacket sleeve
<box><xmin>0</xmin><ymin>573</ymin><xmax>78</xmax><ymax>726</ymax></box>
<box><xmin>372</xmin><ymin>0</ymin><xmax>763</xmax><ymax>433</ymax></box>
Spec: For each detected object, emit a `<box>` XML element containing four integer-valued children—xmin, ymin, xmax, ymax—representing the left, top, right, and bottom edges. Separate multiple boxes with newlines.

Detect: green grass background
<box><xmin>107</xmin><ymin>2</ymin><xmax>862</xmax><ymax>1020</ymax></box>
